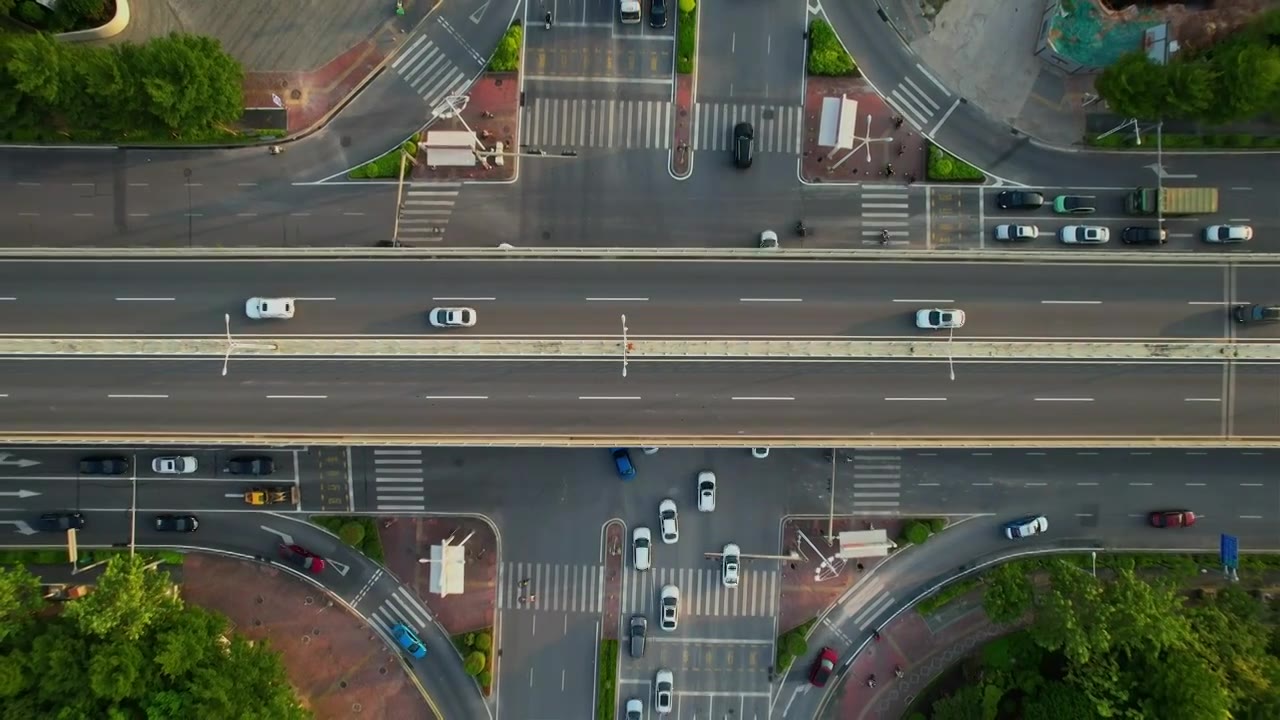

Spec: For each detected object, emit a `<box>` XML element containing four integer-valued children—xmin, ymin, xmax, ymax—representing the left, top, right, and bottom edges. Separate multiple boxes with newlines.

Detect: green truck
<box><xmin>1125</xmin><ymin>186</ymin><xmax>1219</xmax><ymax>215</ymax></box>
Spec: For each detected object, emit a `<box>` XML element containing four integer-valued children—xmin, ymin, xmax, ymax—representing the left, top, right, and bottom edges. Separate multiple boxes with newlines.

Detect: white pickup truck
<box><xmin>620</xmin><ymin>0</ymin><xmax>642</xmax><ymax>24</ymax></box>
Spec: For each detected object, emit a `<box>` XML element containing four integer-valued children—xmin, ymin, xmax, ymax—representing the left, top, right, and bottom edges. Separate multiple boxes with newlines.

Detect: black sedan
<box><xmin>225</xmin><ymin>456</ymin><xmax>275</xmax><ymax>476</ymax></box>
<box><xmin>79</xmin><ymin>456</ymin><xmax>129</xmax><ymax>475</ymax></box>
<box><xmin>153</xmin><ymin>514</ymin><xmax>199</xmax><ymax>532</ymax></box>
<box><xmin>36</xmin><ymin>512</ymin><xmax>85</xmax><ymax>532</ymax></box>
<box><xmin>995</xmin><ymin>190</ymin><xmax>1044</xmax><ymax>210</ymax></box>
<box><xmin>732</xmin><ymin>122</ymin><xmax>754</xmax><ymax>168</ymax></box>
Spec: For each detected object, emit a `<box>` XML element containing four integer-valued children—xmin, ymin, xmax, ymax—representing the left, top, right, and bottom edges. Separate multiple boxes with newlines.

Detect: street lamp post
<box><xmin>947</xmin><ymin>322</ymin><xmax>956</xmax><ymax>381</ymax></box>
<box><xmin>221</xmin><ymin>313</ymin><xmax>278</xmax><ymax>377</ymax></box>
<box><xmin>183</xmin><ymin>168</ymin><xmax>193</xmax><ymax>247</ymax></box>
<box><xmin>129</xmin><ymin>462</ymin><xmax>138</xmax><ymax>557</ymax></box>
<box><xmin>827</xmin><ymin>452</ymin><xmax>837</xmax><ymax>543</ymax></box>
<box><xmin>621</xmin><ymin>314</ymin><xmax>629</xmax><ymax>378</ymax></box>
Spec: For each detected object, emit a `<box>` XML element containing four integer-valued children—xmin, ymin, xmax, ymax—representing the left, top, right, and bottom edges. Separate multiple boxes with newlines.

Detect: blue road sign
<box><xmin>1220</xmin><ymin>534</ymin><xmax>1239</xmax><ymax>569</ymax></box>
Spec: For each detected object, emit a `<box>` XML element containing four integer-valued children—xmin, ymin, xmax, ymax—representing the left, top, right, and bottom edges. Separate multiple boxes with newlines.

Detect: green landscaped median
<box><xmin>595</xmin><ymin>639</ymin><xmax>619</xmax><ymax>720</ymax></box>
<box><xmin>676</xmin><ymin>1</ymin><xmax>697</xmax><ymax>74</ymax></box>
<box><xmin>775</xmin><ymin>617</ymin><xmax>816</xmax><ymax>675</ymax></box>
<box><xmin>806</xmin><ymin>19</ymin><xmax>857</xmax><ymax>77</ymax></box>
<box><xmin>926</xmin><ymin>143</ymin><xmax>985</xmax><ymax>182</ymax></box>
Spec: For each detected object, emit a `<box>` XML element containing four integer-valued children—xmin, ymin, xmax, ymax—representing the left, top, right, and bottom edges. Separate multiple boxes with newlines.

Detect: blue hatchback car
<box><xmin>612</xmin><ymin>448</ymin><xmax>636</xmax><ymax>480</ymax></box>
<box><xmin>391</xmin><ymin>623</ymin><xmax>428</xmax><ymax>659</ymax></box>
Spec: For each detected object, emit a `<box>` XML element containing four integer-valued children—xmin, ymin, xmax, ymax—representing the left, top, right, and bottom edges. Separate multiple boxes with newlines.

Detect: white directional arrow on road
<box><xmin>260</xmin><ymin>526</ymin><xmax>294</xmax><ymax>546</ymax></box>
<box><xmin>468</xmin><ymin>0</ymin><xmax>490</xmax><ymax>23</ymax></box>
<box><xmin>1144</xmin><ymin>162</ymin><xmax>1198</xmax><ymax>180</ymax></box>
<box><xmin>325</xmin><ymin>559</ymin><xmax>351</xmax><ymax>577</ymax></box>
<box><xmin>0</xmin><ymin>453</ymin><xmax>41</xmax><ymax>468</ymax></box>
<box><xmin>0</xmin><ymin>520</ymin><xmax>38</xmax><ymax>535</ymax></box>
<box><xmin>781</xmin><ymin>684</ymin><xmax>810</xmax><ymax>716</ymax></box>
<box><xmin>0</xmin><ymin>489</ymin><xmax>40</xmax><ymax>498</ymax></box>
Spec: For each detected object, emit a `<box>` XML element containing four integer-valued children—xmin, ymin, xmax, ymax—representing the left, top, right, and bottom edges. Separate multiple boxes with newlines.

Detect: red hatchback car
<box><xmin>278</xmin><ymin>543</ymin><xmax>326</xmax><ymax>574</ymax></box>
<box><xmin>809</xmin><ymin>647</ymin><xmax>838</xmax><ymax>687</ymax></box>
<box><xmin>1149</xmin><ymin>510</ymin><xmax>1196</xmax><ymax>528</ymax></box>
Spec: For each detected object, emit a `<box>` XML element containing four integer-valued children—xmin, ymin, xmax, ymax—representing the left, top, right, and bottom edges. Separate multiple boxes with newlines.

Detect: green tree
<box><xmin>1161</xmin><ymin>60</ymin><xmax>1216</xmax><ymax>120</ymax></box>
<box><xmin>982</xmin><ymin>562</ymin><xmax>1033</xmax><ymax>623</ymax></box>
<box><xmin>63</xmin><ymin>555</ymin><xmax>181</xmax><ymax>641</ymax></box>
<box><xmin>0</xmin><ymin>564</ymin><xmax>43</xmax><ymax>644</ymax></box>
<box><xmin>133</xmin><ymin>34</ymin><xmax>244</xmax><ymax>135</ymax></box>
<box><xmin>1023</xmin><ymin>679</ymin><xmax>1099</xmax><ymax>720</ymax></box>
<box><xmin>678</xmin><ymin>0</ymin><xmax>695</xmax><ymax>12</ymax></box>
<box><xmin>1095</xmin><ymin>51</ymin><xmax>1167</xmax><ymax>120</ymax></box>
<box><xmin>1207</xmin><ymin>41</ymin><xmax>1280</xmax><ymax>123</ymax></box>
<box><xmin>930</xmin><ymin>682</ymin><xmax>985</xmax><ymax>720</ymax></box>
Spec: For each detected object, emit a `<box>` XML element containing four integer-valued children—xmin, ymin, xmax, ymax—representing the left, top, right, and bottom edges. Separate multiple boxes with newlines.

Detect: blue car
<box><xmin>391</xmin><ymin>623</ymin><xmax>428</xmax><ymax>659</ymax></box>
<box><xmin>612</xmin><ymin>448</ymin><xmax>636</xmax><ymax>480</ymax></box>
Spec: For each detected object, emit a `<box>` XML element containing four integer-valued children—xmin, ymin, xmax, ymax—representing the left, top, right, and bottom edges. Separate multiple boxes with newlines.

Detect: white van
<box><xmin>620</xmin><ymin>0</ymin><xmax>641</xmax><ymax>24</ymax></box>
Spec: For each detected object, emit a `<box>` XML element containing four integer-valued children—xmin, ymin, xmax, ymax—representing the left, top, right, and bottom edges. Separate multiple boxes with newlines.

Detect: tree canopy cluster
<box><xmin>924</xmin><ymin>560</ymin><xmax>1280</xmax><ymax>720</ymax></box>
<box><xmin>0</xmin><ymin>31</ymin><xmax>244</xmax><ymax>142</ymax></box>
<box><xmin>5</xmin><ymin>0</ymin><xmax>112</xmax><ymax>33</ymax></box>
<box><xmin>1096</xmin><ymin>9</ymin><xmax>1280</xmax><ymax>124</ymax></box>
<box><xmin>0</xmin><ymin>556</ymin><xmax>308</xmax><ymax>719</ymax></box>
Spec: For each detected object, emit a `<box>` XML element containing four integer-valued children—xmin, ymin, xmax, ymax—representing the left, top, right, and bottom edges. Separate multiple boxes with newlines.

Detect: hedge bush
<box><xmin>463</xmin><ymin>651</ymin><xmax>486</xmax><ymax>675</ymax></box>
<box><xmin>311</xmin><ymin>516</ymin><xmax>385</xmax><ymax>562</ymax></box>
<box><xmin>489</xmin><ymin>23</ymin><xmax>522</xmax><ymax>72</ymax></box>
<box><xmin>677</xmin><ymin>8</ymin><xmax>697</xmax><ymax>74</ymax></box>
<box><xmin>807</xmin><ymin>19</ymin><xmax>857</xmax><ymax>76</ymax></box>
<box><xmin>595</xmin><ymin>639</ymin><xmax>619</xmax><ymax>720</ymax></box>
<box><xmin>473</xmin><ymin>632</ymin><xmax>492</xmax><ymax>650</ymax></box>
<box><xmin>348</xmin><ymin>135</ymin><xmax>420</xmax><ymax>179</ymax></box>
<box><xmin>926</xmin><ymin>143</ymin><xmax>985</xmax><ymax>182</ymax></box>
<box><xmin>904</xmin><ymin>521</ymin><xmax>931</xmax><ymax>545</ymax></box>
<box><xmin>775</xmin><ymin>618</ymin><xmax>816</xmax><ymax>674</ymax></box>
<box><xmin>929</xmin><ymin>518</ymin><xmax>948</xmax><ymax>533</ymax></box>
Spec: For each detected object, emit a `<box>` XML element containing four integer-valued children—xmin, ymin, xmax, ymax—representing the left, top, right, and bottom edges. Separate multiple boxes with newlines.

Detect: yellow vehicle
<box><xmin>243</xmin><ymin>486</ymin><xmax>299</xmax><ymax>506</ymax></box>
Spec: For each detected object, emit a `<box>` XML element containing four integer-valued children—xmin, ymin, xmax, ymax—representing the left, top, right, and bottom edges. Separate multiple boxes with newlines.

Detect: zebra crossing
<box><xmin>622</xmin><ymin>566</ymin><xmax>778</xmax><ymax>619</ymax></box>
<box><xmin>396</xmin><ymin>183</ymin><xmax>460</xmax><ymax>242</ymax></box>
<box><xmin>851</xmin><ymin>453</ymin><xmax>903</xmax><ymax>512</ymax></box>
<box><xmin>520</xmin><ymin>97</ymin><xmax>672</xmax><ymax>150</ymax></box>
<box><xmin>692</xmin><ymin>102</ymin><xmax>802</xmax><ymax>154</ymax></box>
<box><xmin>498</xmin><ymin>561</ymin><xmax>604</xmax><ymax>613</ymax></box>
<box><xmin>391</xmin><ymin>34</ymin><xmax>472</xmax><ymax>109</ymax></box>
<box><xmin>371</xmin><ymin>449</ymin><xmax>425</xmax><ymax>511</ymax></box>
<box><xmin>367</xmin><ymin>584</ymin><xmax>435</xmax><ymax>640</ymax></box>
<box><xmin>861</xmin><ymin>190</ymin><xmax>911</xmax><ymax>244</ymax></box>
<box><xmin>888</xmin><ymin>64</ymin><xmax>952</xmax><ymax>133</ymax></box>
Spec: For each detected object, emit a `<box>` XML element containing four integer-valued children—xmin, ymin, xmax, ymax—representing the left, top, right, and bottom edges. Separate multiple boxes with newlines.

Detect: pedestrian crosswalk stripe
<box><xmin>521</xmin><ymin>98</ymin><xmax>673</xmax><ymax>150</ymax></box>
<box><xmin>397</xmin><ymin>183</ymin><xmax>461</xmax><ymax>241</ymax></box>
<box><xmin>392</xmin><ymin>35</ymin><xmax>471</xmax><ymax>109</ymax></box>
<box><xmin>499</xmin><ymin>561</ymin><xmax>604</xmax><ymax>613</ymax></box>
<box><xmin>620</xmin><ymin>566</ymin><xmax>779</xmax><ymax>619</ymax></box>
<box><xmin>691</xmin><ymin>103</ymin><xmax>802</xmax><ymax>153</ymax></box>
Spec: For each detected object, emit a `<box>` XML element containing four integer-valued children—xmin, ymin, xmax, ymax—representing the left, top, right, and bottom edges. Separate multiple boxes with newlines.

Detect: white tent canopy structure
<box><xmin>817</xmin><ymin>95</ymin><xmax>859</xmax><ymax>150</ymax></box>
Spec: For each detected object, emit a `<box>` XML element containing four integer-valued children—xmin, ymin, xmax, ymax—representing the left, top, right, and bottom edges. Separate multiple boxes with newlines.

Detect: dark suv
<box><xmin>732</xmin><ymin>122</ymin><xmax>754</xmax><ymax>169</ymax></box>
<box><xmin>225</xmin><ymin>456</ymin><xmax>275</xmax><ymax>475</ymax></box>
<box><xmin>79</xmin><ymin>456</ymin><xmax>129</xmax><ymax>475</ymax></box>
<box><xmin>1121</xmin><ymin>226</ymin><xmax>1168</xmax><ymax>245</ymax></box>
<box><xmin>995</xmin><ymin>190</ymin><xmax>1044</xmax><ymax>210</ymax></box>
<box><xmin>649</xmin><ymin>0</ymin><xmax>667</xmax><ymax>28</ymax></box>
<box><xmin>1233</xmin><ymin>304</ymin><xmax>1280</xmax><ymax>323</ymax></box>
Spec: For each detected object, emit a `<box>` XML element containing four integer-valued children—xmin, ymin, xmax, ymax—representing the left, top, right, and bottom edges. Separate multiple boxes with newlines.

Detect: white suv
<box><xmin>632</xmin><ymin>526</ymin><xmax>652</xmax><ymax>571</ymax></box>
<box><xmin>658</xmin><ymin>499</ymin><xmax>679</xmax><ymax>544</ymax></box>
<box><xmin>696</xmin><ymin>471</ymin><xmax>716</xmax><ymax>512</ymax></box>
<box><xmin>152</xmin><ymin>456</ymin><xmax>197</xmax><ymax>474</ymax></box>
<box><xmin>654</xmin><ymin>669</ymin><xmax>674</xmax><ymax>713</ymax></box>
<box><xmin>722</xmin><ymin>543</ymin><xmax>741</xmax><ymax>588</ymax></box>
<box><xmin>659</xmin><ymin>585</ymin><xmax>680</xmax><ymax>631</ymax></box>
<box><xmin>245</xmin><ymin>297</ymin><xmax>294</xmax><ymax>319</ymax></box>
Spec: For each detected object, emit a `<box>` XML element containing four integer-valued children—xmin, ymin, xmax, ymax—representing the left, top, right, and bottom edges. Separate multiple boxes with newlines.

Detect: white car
<box><xmin>152</xmin><ymin>456</ymin><xmax>197</xmax><ymax>474</ymax></box>
<box><xmin>751</xmin><ymin>447</ymin><xmax>770</xmax><ymax>458</ymax></box>
<box><xmin>1059</xmin><ymin>225</ymin><xmax>1110</xmax><ymax>244</ymax></box>
<box><xmin>915</xmin><ymin>308</ymin><xmax>965</xmax><ymax>330</ymax></box>
<box><xmin>993</xmin><ymin>224</ymin><xmax>1038</xmax><ymax>241</ymax></box>
<box><xmin>722</xmin><ymin>543</ymin><xmax>741</xmax><ymax>588</ymax></box>
<box><xmin>642</xmin><ymin>447</ymin><xmax>660</xmax><ymax>455</ymax></box>
<box><xmin>659</xmin><ymin>585</ymin><xmax>680</xmax><ymax>631</ymax></box>
<box><xmin>1204</xmin><ymin>225</ymin><xmax>1253</xmax><ymax>243</ymax></box>
<box><xmin>625</xmin><ymin>698</ymin><xmax>643</xmax><ymax>720</ymax></box>
<box><xmin>1003</xmin><ymin>514</ymin><xmax>1048</xmax><ymax>540</ymax></box>
<box><xmin>696</xmin><ymin>471</ymin><xmax>716</xmax><ymax>512</ymax></box>
<box><xmin>759</xmin><ymin>230</ymin><xmax>779</xmax><ymax>249</ymax></box>
<box><xmin>632</xmin><ymin>526</ymin><xmax>652</xmax><ymax>571</ymax></box>
<box><xmin>245</xmin><ymin>297</ymin><xmax>294</xmax><ymax>319</ymax></box>
<box><xmin>658</xmin><ymin>499</ymin><xmax>679</xmax><ymax>544</ymax></box>
<box><xmin>654</xmin><ymin>669</ymin><xmax>674</xmax><ymax>713</ymax></box>
<box><xmin>428</xmin><ymin>307</ymin><xmax>477</xmax><ymax>327</ymax></box>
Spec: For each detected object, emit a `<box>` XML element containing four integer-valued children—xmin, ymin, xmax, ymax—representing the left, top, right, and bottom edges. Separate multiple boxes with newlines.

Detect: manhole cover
<box><xmin>290</xmin><ymin>89</ymin><xmax>302</xmax><ymax>101</ymax></box>
<box><xmin>301</xmin><ymin>635</ymin><xmax>311</xmax><ymax>644</ymax></box>
<box><xmin>255</xmin><ymin>596</ymin><xmax>263</xmax><ymax>604</ymax></box>
<box><xmin>379</xmin><ymin>667</ymin><xmax>388</xmax><ymax>675</ymax></box>
<box><xmin>253</xmin><ymin>619</ymin><xmax>262</xmax><ymax>627</ymax></box>
<box><xmin>762</xmin><ymin>109</ymin><xmax>775</xmax><ymax>121</ymax></box>
<box><xmin>541</xmin><ymin>231</ymin><xmax>551</xmax><ymax>240</ymax></box>
<box><xmin>312</xmin><ymin>628</ymin><xmax>321</xmax><ymax>636</ymax></box>
<box><xmin>352</xmin><ymin>703</ymin><xmax>362</xmax><ymax>713</ymax></box>
<box><xmin>495</xmin><ymin>78</ymin><xmax>503</xmax><ymax>86</ymax></box>
<box><xmin>304</xmin><ymin>596</ymin><xmax>314</xmax><ymax>606</ymax></box>
<box><xmin>340</xmin><ymin>681</ymin><xmax>348</xmax><ymax>689</ymax></box>
<box><xmin>341</xmin><ymin>135</ymin><xmax>352</xmax><ymax>148</ymax></box>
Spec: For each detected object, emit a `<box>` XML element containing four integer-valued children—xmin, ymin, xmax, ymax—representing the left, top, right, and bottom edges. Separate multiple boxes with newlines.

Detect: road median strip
<box><xmin>1</xmin><ymin>337</ymin><xmax>1275</xmax><ymax>361</ymax></box>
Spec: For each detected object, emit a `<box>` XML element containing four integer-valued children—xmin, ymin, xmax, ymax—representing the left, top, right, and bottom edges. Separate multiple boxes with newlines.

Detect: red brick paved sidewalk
<box><xmin>242</xmin><ymin>1</ymin><xmax>442</xmax><ymax>136</ymax></box>
<box><xmin>414</xmin><ymin>73</ymin><xmax>519</xmax><ymax>182</ymax></box>
<box><xmin>778</xmin><ymin>516</ymin><xmax>903</xmax><ymax>635</ymax></box>
<box><xmin>379</xmin><ymin>516</ymin><xmax>498</xmax><ymax>635</ymax></box>
<box><xmin>182</xmin><ymin>554</ymin><xmax>427</xmax><ymax>718</ymax></box>
<box><xmin>801</xmin><ymin>77</ymin><xmax>926</xmax><ymax>185</ymax></box>
<box><xmin>827</xmin><ymin>592</ymin><xmax>1027</xmax><ymax>719</ymax></box>
<box><xmin>670</xmin><ymin>74</ymin><xmax>694</xmax><ymax>178</ymax></box>
<box><xmin>601</xmin><ymin>520</ymin><xmax>625</xmax><ymax>640</ymax></box>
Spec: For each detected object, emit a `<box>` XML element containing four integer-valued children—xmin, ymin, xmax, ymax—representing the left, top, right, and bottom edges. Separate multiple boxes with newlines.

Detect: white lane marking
<box><xmin>1239</xmin><ymin>515</ymin><xmax>1263</xmax><ymax>519</ymax></box>
<box><xmin>578</xmin><ymin>396</ymin><xmax>642</xmax><ymax>400</ymax></box>
<box><xmin>1040</xmin><ymin>300</ymin><xmax>1101</xmax><ymax>305</ymax></box>
<box><xmin>1228</xmin><ymin>218</ymin><xmax>1251</xmax><ymax>222</ymax></box>
<box><xmin>431</xmin><ymin>297</ymin><xmax>496</xmax><ymax>301</ymax></box>
<box><xmin>884</xmin><ymin>397</ymin><xmax>947</xmax><ymax>401</ymax></box>
<box><xmin>1230</xmin><ymin>186</ymin><xmax>1252</xmax><ymax>191</ymax></box>
<box><xmin>892</xmin><ymin>299</ymin><xmax>954</xmax><ymax>303</ymax></box>
<box><xmin>931</xmin><ymin>97</ymin><xmax>963</xmax><ymax>135</ymax></box>
<box><xmin>731</xmin><ymin>396</ymin><xmax>795</xmax><ymax>401</ymax></box>
<box><xmin>585</xmin><ymin>297</ymin><xmax>649</xmax><ymax>302</ymax></box>
<box><xmin>0</xmin><ymin>394</ymin><xmax>7</xmax><ymax>398</ymax></box>
<box><xmin>0</xmin><ymin>297</ymin><xmax>15</xmax><ymax>301</ymax></box>
<box><xmin>1076</xmin><ymin>482</ymin><xmax>1099</xmax><ymax>486</ymax></box>
<box><xmin>423</xmin><ymin>395</ymin><xmax>488</xmax><ymax>400</ymax></box>
<box><xmin>1129</xmin><ymin>482</ymin><xmax>1153</xmax><ymax>486</ymax></box>
<box><xmin>1186</xmin><ymin>482</ymin><xmax>1206</xmax><ymax>486</ymax></box>
<box><xmin>1034</xmin><ymin>397</ymin><xmax>1094</xmax><ymax>402</ymax></box>
<box><xmin>1240</xmin><ymin>483</ymin><xmax>1265</xmax><ymax>487</ymax></box>
<box><xmin>739</xmin><ymin>298</ymin><xmax>802</xmax><ymax>302</ymax></box>
<box><xmin>107</xmin><ymin>394</ymin><xmax>168</xmax><ymax>399</ymax></box>
<box><xmin>265</xmin><ymin>395</ymin><xmax>328</xmax><ymax>399</ymax></box>
<box><xmin>917</xmin><ymin>63</ymin><xmax>951</xmax><ymax>96</ymax></box>
<box><xmin>1024</xmin><ymin>482</ymin><xmax>1047</xmax><ymax>487</ymax></box>
<box><xmin>115</xmin><ymin>297</ymin><xmax>174</xmax><ymax>301</ymax></box>
<box><xmin>1188</xmin><ymin>301</ymin><xmax>1230</xmax><ymax>305</ymax></box>
<box><xmin>1184</xmin><ymin>397</ymin><xmax>1221</xmax><ymax>402</ymax></box>
<box><xmin>294</xmin><ymin>297</ymin><xmax>337</xmax><ymax>301</ymax></box>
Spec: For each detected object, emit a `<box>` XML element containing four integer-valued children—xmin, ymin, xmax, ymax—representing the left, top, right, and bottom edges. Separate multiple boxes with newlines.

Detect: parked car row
<box><xmin>34</xmin><ymin>512</ymin><xmax>199</xmax><ymax>533</ymax></box>
<box><xmin>994</xmin><ymin>190</ymin><xmax>1252</xmax><ymax>245</ymax></box>
<box><xmin>77</xmin><ymin>454</ymin><xmax>278</xmax><ymax>476</ymax></box>
<box><xmin>245</xmin><ymin>296</ymin><xmax>479</xmax><ymax>328</ymax></box>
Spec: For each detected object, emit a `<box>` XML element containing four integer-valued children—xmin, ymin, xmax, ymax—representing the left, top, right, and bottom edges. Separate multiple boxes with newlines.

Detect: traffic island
<box><xmin>669</xmin><ymin>2</ymin><xmax>698</xmax><ymax>179</ymax></box>
<box><xmin>181</xmin><ymin>553</ymin><xmax>429</xmax><ymax>718</ymax></box>
<box><xmin>379</xmin><ymin>516</ymin><xmax>499</xmax><ymax>637</ymax></box>
<box><xmin>594</xmin><ymin>520</ymin><xmax>625</xmax><ymax>720</ymax></box>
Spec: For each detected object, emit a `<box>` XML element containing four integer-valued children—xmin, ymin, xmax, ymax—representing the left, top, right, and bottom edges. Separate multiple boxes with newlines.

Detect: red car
<box><xmin>1149</xmin><ymin>510</ymin><xmax>1196</xmax><ymax>528</ymax></box>
<box><xmin>278</xmin><ymin>543</ymin><xmax>326</xmax><ymax>574</ymax></box>
<box><xmin>809</xmin><ymin>646</ymin><xmax>838</xmax><ymax>687</ymax></box>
